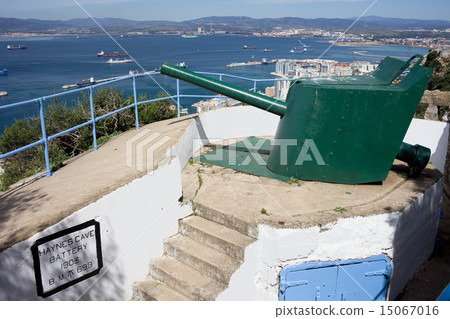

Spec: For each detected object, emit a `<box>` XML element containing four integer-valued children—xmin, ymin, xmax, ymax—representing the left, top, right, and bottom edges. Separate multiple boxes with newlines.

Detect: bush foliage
<box><xmin>0</xmin><ymin>88</ymin><xmax>176</xmax><ymax>189</ymax></box>
<box><xmin>425</xmin><ymin>50</ymin><xmax>450</xmax><ymax>91</ymax></box>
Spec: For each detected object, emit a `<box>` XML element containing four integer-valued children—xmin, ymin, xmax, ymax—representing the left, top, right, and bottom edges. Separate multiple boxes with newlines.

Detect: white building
<box><xmin>353</xmin><ymin>61</ymin><xmax>379</xmax><ymax>74</ymax></box>
<box><xmin>192</xmin><ymin>96</ymin><xmax>242</xmax><ymax>113</ymax></box>
<box><xmin>273</xmin><ymin>59</ymin><xmax>377</xmax><ymax>99</ymax></box>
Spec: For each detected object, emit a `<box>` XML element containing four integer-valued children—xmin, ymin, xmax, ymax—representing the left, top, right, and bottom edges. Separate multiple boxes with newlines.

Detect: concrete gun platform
<box><xmin>131</xmin><ymin>143</ymin><xmax>443</xmax><ymax>301</ymax></box>
<box><xmin>182</xmin><ymin>143</ymin><xmax>442</xmax><ymax>238</ymax></box>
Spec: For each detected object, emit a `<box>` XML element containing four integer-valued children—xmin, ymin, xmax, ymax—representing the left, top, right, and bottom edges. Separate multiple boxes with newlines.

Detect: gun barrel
<box><xmin>160</xmin><ymin>63</ymin><xmax>287</xmax><ymax>116</ymax></box>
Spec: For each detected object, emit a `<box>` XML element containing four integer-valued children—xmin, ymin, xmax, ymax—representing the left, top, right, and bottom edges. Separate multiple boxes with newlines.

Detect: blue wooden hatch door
<box><xmin>279</xmin><ymin>255</ymin><xmax>391</xmax><ymax>301</ymax></box>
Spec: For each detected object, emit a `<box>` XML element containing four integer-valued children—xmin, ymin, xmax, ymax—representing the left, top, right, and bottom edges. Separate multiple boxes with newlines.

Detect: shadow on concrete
<box><xmin>194</xmin><ymin>115</ymin><xmax>210</xmax><ymax>146</ymax></box>
<box><xmin>0</xmin><ymin>180</ymin><xmax>49</xmax><ymax>252</ymax></box>
<box><xmin>168</xmin><ymin>115</ymin><xmax>198</xmax><ymax>125</ymax></box>
<box><xmin>0</xmin><ymin>187</ymin><xmax>47</xmax><ymax>222</ymax></box>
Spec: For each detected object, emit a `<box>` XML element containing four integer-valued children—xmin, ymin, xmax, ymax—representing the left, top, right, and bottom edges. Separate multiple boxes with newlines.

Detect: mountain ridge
<box><xmin>0</xmin><ymin>15</ymin><xmax>448</xmax><ymax>33</ymax></box>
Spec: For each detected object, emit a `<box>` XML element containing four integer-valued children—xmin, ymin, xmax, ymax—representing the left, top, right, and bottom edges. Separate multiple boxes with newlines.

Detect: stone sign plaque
<box><xmin>31</xmin><ymin>220</ymin><xmax>103</xmax><ymax>298</ymax></box>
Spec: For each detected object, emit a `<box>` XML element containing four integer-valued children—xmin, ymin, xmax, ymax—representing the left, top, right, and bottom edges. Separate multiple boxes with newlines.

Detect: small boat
<box><xmin>106</xmin><ymin>58</ymin><xmax>133</xmax><ymax>64</ymax></box>
<box><xmin>0</xmin><ymin>91</ymin><xmax>8</xmax><ymax>97</ymax></box>
<box><xmin>290</xmin><ymin>47</ymin><xmax>314</xmax><ymax>54</ymax></box>
<box><xmin>176</xmin><ymin>62</ymin><xmax>187</xmax><ymax>68</ymax></box>
<box><xmin>182</xmin><ymin>35</ymin><xmax>198</xmax><ymax>38</ymax></box>
<box><xmin>98</xmin><ymin>50</ymin><xmax>130</xmax><ymax>57</ymax></box>
<box><xmin>0</xmin><ymin>68</ymin><xmax>7</xmax><ymax>75</ymax></box>
<box><xmin>263</xmin><ymin>49</ymin><xmax>273</xmax><ymax>52</ymax></box>
<box><xmin>6</xmin><ymin>45</ymin><xmax>26</xmax><ymax>50</ymax></box>
<box><xmin>290</xmin><ymin>48</ymin><xmax>303</xmax><ymax>54</ymax></box>
<box><xmin>243</xmin><ymin>45</ymin><xmax>256</xmax><ymax>49</ymax></box>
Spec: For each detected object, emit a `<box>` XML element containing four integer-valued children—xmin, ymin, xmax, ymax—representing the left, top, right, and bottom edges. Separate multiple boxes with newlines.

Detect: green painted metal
<box><xmin>396</xmin><ymin>142</ymin><xmax>431</xmax><ymax>178</ymax></box>
<box><xmin>161</xmin><ymin>56</ymin><xmax>432</xmax><ymax>184</ymax></box>
<box><xmin>196</xmin><ymin>137</ymin><xmax>290</xmax><ymax>182</ymax></box>
<box><xmin>160</xmin><ymin>62</ymin><xmax>287</xmax><ymax>116</ymax></box>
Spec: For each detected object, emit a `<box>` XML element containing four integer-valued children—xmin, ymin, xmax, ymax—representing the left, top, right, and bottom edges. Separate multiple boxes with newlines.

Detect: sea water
<box><xmin>0</xmin><ymin>35</ymin><xmax>429</xmax><ymax>132</ymax></box>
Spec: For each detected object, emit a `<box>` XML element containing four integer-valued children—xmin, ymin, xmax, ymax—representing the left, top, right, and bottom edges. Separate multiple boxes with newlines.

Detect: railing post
<box><xmin>38</xmin><ymin>99</ymin><xmax>51</xmax><ymax>177</ymax></box>
<box><xmin>253</xmin><ymin>80</ymin><xmax>257</xmax><ymax>94</ymax></box>
<box><xmin>133</xmin><ymin>75</ymin><xmax>139</xmax><ymax>129</ymax></box>
<box><xmin>89</xmin><ymin>87</ymin><xmax>98</xmax><ymax>151</ymax></box>
<box><xmin>176</xmin><ymin>79</ymin><xmax>180</xmax><ymax>118</ymax></box>
<box><xmin>219</xmin><ymin>74</ymin><xmax>223</xmax><ymax>108</ymax></box>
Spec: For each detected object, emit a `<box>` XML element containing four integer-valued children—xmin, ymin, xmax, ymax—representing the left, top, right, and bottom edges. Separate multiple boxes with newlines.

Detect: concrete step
<box><xmin>164</xmin><ymin>234</ymin><xmax>242</xmax><ymax>284</ymax></box>
<box><xmin>195</xmin><ymin>202</ymin><xmax>259</xmax><ymax>238</ymax></box>
<box><xmin>132</xmin><ymin>276</ymin><xmax>192</xmax><ymax>301</ymax></box>
<box><xmin>179</xmin><ymin>215</ymin><xmax>256</xmax><ymax>261</ymax></box>
<box><xmin>149</xmin><ymin>256</ymin><xmax>227</xmax><ymax>301</ymax></box>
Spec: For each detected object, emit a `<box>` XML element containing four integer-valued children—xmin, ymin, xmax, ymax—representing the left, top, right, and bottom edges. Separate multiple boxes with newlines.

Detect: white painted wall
<box><xmin>0</xmin><ymin>158</ymin><xmax>192</xmax><ymax>301</ymax></box>
<box><xmin>217</xmin><ymin>178</ymin><xmax>443</xmax><ymax>301</ymax></box>
<box><xmin>168</xmin><ymin>106</ymin><xmax>280</xmax><ymax>167</ymax></box>
<box><xmin>192</xmin><ymin>106</ymin><xmax>280</xmax><ymax>142</ymax></box>
<box><xmin>404</xmin><ymin>119</ymin><xmax>449</xmax><ymax>173</ymax></box>
<box><xmin>389</xmin><ymin>177</ymin><xmax>444</xmax><ymax>299</ymax></box>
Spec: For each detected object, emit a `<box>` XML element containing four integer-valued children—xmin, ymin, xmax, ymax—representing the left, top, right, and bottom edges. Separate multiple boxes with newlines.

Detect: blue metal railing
<box><xmin>0</xmin><ymin>71</ymin><xmax>288</xmax><ymax>178</ymax></box>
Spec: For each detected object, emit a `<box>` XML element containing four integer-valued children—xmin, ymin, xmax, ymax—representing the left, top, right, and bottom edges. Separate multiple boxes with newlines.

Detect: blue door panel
<box><xmin>281</xmin><ymin>266</ymin><xmax>337</xmax><ymax>301</ymax></box>
<box><xmin>336</xmin><ymin>259</ymin><xmax>390</xmax><ymax>301</ymax></box>
<box><xmin>279</xmin><ymin>255</ymin><xmax>391</xmax><ymax>301</ymax></box>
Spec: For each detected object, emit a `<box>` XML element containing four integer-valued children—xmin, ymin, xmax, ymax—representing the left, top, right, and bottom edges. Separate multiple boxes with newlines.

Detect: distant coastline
<box><xmin>0</xmin><ymin>33</ymin><xmax>434</xmax><ymax>49</ymax></box>
<box><xmin>333</xmin><ymin>41</ymin><xmax>385</xmax><ymax>47</ymax></box>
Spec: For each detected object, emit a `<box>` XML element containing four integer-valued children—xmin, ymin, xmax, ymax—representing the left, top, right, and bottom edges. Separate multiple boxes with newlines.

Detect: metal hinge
<box><xmin>365</xmin><ymin>269</ymin><xmax>389</xmax><ymax>277</ymax></box>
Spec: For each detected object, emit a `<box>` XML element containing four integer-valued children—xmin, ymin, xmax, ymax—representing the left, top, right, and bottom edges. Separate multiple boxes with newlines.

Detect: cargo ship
<box><xmin>62</xmin><ymin>76</ymin><xmax>96</xmax><ymax>89</ymax></box>
<box><xmin>6</xmin><ymin>45</ymin><xmax>26</xmax><ymax>50</ymax></box>
<box><xmin>76</xmin><ymin>77</ymin><xmax>96</xmax><ymax>87</ymax></box>
<box><xmin>106</xmin><ymin>58</ymin><xmax>133</xmax><ymax>64</ymax></box>
<box><xmin>290</xmin><ymin>45</ymin><xmax>314</xmax><ymax>54</ymax></box>
<box><xmin>243</xmin><ymin>45</ymin><xmax>256</xmax><ymax>49</ymax></box>
<box><xmin>97</xmin><ymin>50</ymin><xmax>130</xmax><ymax>57</ymax></box>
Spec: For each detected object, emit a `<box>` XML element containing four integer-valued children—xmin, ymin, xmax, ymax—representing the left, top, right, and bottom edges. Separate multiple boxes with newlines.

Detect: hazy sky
<box><xmin>1</xmin><ymin>0</ymin><xmax>449</xmax><ymax>22</ymax></box>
